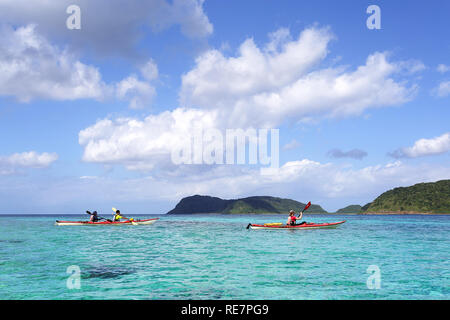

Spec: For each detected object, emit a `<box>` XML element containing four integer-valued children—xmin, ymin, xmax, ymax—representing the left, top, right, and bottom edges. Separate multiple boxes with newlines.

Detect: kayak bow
<box><xmin>55</xmin><ymin>218</ymin><xmax>159</xmax><ymax>226</ymax></box>
<box><xmin>248</xmin><ymin>220</ymin><xmax>346</xmax><ymax>230</ymax></box>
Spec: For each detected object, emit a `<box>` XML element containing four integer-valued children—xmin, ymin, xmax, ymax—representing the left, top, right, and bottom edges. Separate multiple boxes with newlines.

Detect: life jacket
<box><xmin>290</xmin><ymin>216</ymin><xmax>297</xmax><ymax>225</ymax></box>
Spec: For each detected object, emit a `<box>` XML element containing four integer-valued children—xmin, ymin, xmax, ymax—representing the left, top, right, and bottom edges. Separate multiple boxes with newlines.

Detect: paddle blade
<box><xmin>246</xmin><ymin>223</ymin><xmax>252</xmax><ymax>229</ymax></box>
<box><xmin>303</xmin><ymin>201</ymin><xmax>311</xmax><ymax>212</ymax></box>
<box><xmin>112</xmin><ymin>207</ymin><xmax>117</xmax><ymax>213</ymax></box>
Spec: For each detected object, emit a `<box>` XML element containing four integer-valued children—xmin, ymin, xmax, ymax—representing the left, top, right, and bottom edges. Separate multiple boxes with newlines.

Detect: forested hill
<box><xmin>335</xmin><ymin>205</ymin><xmax>363</xmax><ymax>214</ymax></box>
<box><xmin>363</xmin><ymin>180</ymin><xmax>450</xmax><ymax>213</ymax></box>
<box><xmin>167</xmin><ymin>195</ymin><xmax>327</xmax><ymax>214</ymax></box>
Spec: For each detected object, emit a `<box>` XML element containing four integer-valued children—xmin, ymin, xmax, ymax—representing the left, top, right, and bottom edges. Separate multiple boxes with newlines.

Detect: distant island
<box><xmin>167</xmin><ymin>195</ymin><xmax>327</xmax><ymax>214</ymax></box>
<box><xmin>168</xmin><ymin>180</ymin><xmax>450</xmax><ymax>215</ymax></box>
<box><xmin>335</xmin><ymin>205</ymin><xmax>363</xmax><ymax>214</ymax></box>
<box><xmin>360</xmin><ymin>179</ymin><xmax>450</xmax><ymax>214</ymax></box>
<box><xmin>335</xmin><ymin>180</ymin><xmax>450</xmax><ymax>214</ymax></box>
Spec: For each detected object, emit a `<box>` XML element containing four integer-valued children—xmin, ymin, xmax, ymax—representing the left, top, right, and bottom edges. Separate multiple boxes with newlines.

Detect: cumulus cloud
<box><xmin>0</xmin><ymin>24</ymin><xmax>157</xmax><ymax>106</ymax></box>
<box><xmin>79</xmin><ymin>108</ymin><xmax>220</xmax><ymax>170</ymax></box>
<box><xmin>0</xmin><ymin>151</ymin><xmax>58</xmax><ymax>175</ymax></box>
<box><xmin>78</xmin><ymin>26</ymin><xmax>423</xmax><ymax>173</ymax></box>
<box><xmin>77</xmin><ymin>110</ymin><xmax>450</xmax><ymax>204</ymax></box>
<box><xmin>180</xmin><ymin>27</ymin><xmax>419</xmax><ymax>127</ymax></box>
<box><xmin>181</xmin><ymin>27</ymin><xmax>333</xmax><ymax>110</ymax></box>
<box><xmin>389</xmin><ymin>132</ymin><xmax>450</xmax><ymax>158</ymax></box>
<box><xmin>0</xmin><ymin>0</ymin><xmax>213</xmax><ymax>57</ymax></box>
<box><xmin>327</xmin><ymin>148</ymin><xmax>368</xmax><ymax>160</ymax></box>
<box><xmin>0</xmin><ymin>24</ymin><xmax>107</xmax><ymax>102</ymax></box>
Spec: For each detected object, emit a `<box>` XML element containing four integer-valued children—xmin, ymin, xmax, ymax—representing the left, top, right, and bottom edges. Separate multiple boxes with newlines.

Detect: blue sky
<box><xmin>0</xmin><ymin>0</ymin><xmax>449</xmax><ymax>214</ymax></box>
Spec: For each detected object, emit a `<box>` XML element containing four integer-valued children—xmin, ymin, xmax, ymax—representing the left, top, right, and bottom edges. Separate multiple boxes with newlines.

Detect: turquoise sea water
<box><xmin>0</xmin><ymin>214</ymin><xmax>448</xmax><ymax>300</ymax></box>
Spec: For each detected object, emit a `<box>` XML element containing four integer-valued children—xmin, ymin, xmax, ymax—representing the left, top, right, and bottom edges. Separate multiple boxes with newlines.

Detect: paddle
<box><xmin>298</xmin><ymin>201</ymin><xmax>311</xmax><ymax>217</ymax></box>
<box><xmin>295</xmin><ymin>201</ymin><xmax>311</xmax><ymax>225</ymax></box>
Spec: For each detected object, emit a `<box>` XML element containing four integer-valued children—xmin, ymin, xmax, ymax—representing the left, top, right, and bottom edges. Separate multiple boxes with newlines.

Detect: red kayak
<box><xmin>55</xmin><ymin>218</ymin><xmax>159</xmax><ymax>226</ymax></box>
<box><xmin>248</xmin><ymin>220</ymin><xmax>346</xmax><ymax>230</ymax></box>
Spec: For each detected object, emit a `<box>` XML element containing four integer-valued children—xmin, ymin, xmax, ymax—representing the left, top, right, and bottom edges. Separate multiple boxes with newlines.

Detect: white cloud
<box><xmin>79</xmin><ymin>108</ymin><xmax>219</xmax><ymax>170</ymax></box>
<box><xmin>140</xmin><ymin>59</ymin><xmax>159</xmax><ymax>82</ymax></box>
<box><xmin>116</xmin><ymin>75</ymin><xmax>156</xmax><ymax>109</ymax></box>
<box><xmin>77</xmin><ymin>109</ymin><xmax>450</xmax><ymax>206</ymax></box>
<box><xmin>168</xmin><ymin>0</ymin><xmax>213</xmax><ymax>38</ymax></box>
<box><xmin>181</xmin><ymin>27</ymin><xmax>333</xmax><ymax>109</ymax></box>
<box><xmin>78</xmin><ymin>26</ymin><xmax>423</xmax><ymax>174</ymax></box>
<box><xmin>0</xmin><ymin>151</ymin><xmax>58</xmax><ymax>175</ymax></box>
<box><xmin>397</xmin><ymin>59</ymin><xmax>426</xmax><ymax>74</ymax></box>
<box><xmin>0</xmin><ymin>0</ymin><xmax>213</xmax><ymax>57</ymax></box>
<box><xmin>389</xmin><ymin>132</ymin><xmax>450</xmax><ymax>158</ymax></box>
<box><xmin>180</xmin><ymin>27</ymin><xmax>419</xmax><ymax>127</ymax></box>
<box><xmin>437</xmin><ymin>64</ymin><xmax>450</xmax><ymax>73</ymax></box>
<box><xmin>433</xmin><ymin>81</ymin><xmax>450</xmax><ymax>97</ymax></box>
<box><xmin>0</xmin><ymin>24</ymin><xmax>107</xmax><ymax>102</ymax></box>
<box><xmin>0</xmin><ymin>24</ymin><xmax>158</xmax><ymax>106</ymax></box>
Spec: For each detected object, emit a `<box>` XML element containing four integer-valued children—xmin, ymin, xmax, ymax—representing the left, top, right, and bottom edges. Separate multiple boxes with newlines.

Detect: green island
<box><xmin>167</xmin><ymin>195</ymin><xmax>326</xmax><ymax>214</ymax></box>
<box><xmin>335</xmin><ymin>205</ymin><xmax>363</xmax><ymax>214</ymax></box>
<box><xmin>359</xmin><ymin>179</ymin><xmax>450</xmax><ymax>214</ymax></box>
<box><xmin>168</xmin><ymin>180</ymin><xmax>450</xmax><ymax>214</ymax></box>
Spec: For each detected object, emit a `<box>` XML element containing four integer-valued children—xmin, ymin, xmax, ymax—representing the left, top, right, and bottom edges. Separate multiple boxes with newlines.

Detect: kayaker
<box><xmin>287</xmin><ymin>210</ymin><xmax>297</xmax><ymax>225</ymax></box>
<box><xmin>87</xmin><ymin>210</ymin><xmax>100</xmax><ymax>222</ymax></box>
<box><xmin>113</xmin><ymin>210</ymin><xmax>124</xmax><ymax>221</ymax></box>
<box><xmin>113</xmin><ymin>209</ymin><xmax>132</xmax><ymax>222</ymax></box>
<box><xmin>287</xmin><ymin>210</ymin><xmax>306</xmax><ymax>226</ymax></box>
<box><xmin>89</xmin><ymin>211</ymin><xmax>100</xmax><ymax>222</ymax></box>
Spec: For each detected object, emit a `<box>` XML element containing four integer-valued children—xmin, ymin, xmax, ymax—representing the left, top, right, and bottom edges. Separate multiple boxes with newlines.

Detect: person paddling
<box><xmin>90</xmin><ymin>211</ymin><xmax>99</xmax><ymax>222</ymax></box>
<box><xmin>287</xmin><ymin>210</ymin><xmax>297</xmax><ymax>226</ymax></box>
<box><xmin>287</xmin><ymin>201</ymin><xmax>311</xmax><ymax>226</ymax></box>
<box><xmin>86</xmin><ymin>211</ymin><xmax>112</xmax><ymax>223</ymax></box>
<box><xmin>113</xmin><ymin>209</ymin><xmax>132</xmax><ymax>222</ymax></box>
<box><xmin>87</xmin><ymin>210</ymin><xmax>100</xmax><ymax>222</ymax></box>
<box><xmin>287</xmin><ymin>210</ymin><xmax>307</xmax><ymax>226</ymax></box>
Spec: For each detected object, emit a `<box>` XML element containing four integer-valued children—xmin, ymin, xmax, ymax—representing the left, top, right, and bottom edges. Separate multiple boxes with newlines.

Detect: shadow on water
<box><xmin>0</xmin><ymin>240</ymin><xmax>25</xmax><ymax>244</ymax></box>
<box><xmin>82</xmin><ymin>265</ymin><xmax>137</xmax><ymax>279</ymax></box>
